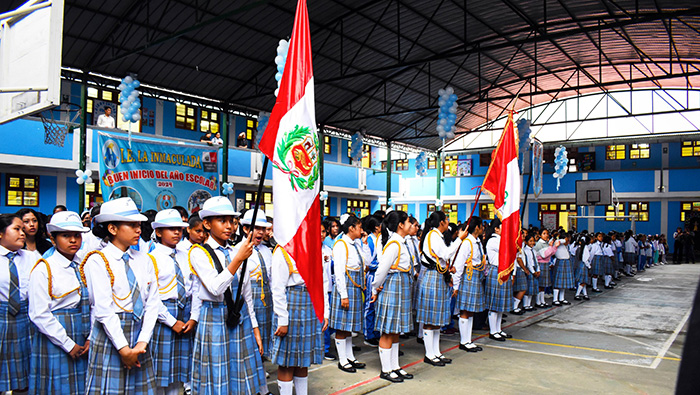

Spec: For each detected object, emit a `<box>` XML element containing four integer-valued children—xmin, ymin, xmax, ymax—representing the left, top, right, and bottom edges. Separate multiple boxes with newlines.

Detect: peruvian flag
<box><xmin>481</xmin><ymin>111</ymin><xmax>523</xmax><ymax>283</ymax></box>
<box><xmin>259</xmin><ymin>0</ymin><xmax>324</xmax><ymax>321</ymax></box>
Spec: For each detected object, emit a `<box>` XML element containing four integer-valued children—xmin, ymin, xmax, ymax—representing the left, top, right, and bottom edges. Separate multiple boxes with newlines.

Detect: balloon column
<box><xmin>221</xmin><ymin>182</ymin><xmax>234</xmax><ymax>196</ymax></box>
<box><xmin>350</xmin><ymin>132</ymin><xmax>363</xmax><ymax>163</ymax></box>
<box><xmin>274</xmin><ymin>39</ymin><xmax>289</xmax><ymax>97</ymax></box>
<box><xmin>436</xmin><ymin>87</ymin><xmax>458</xmax><ymax>140</ymax></box>
<box><xmin>553</xmin><ymin>145</ymin><xmax>568</xmax><ymax>191</ymax></box>
<box><xmin>415</xmin><ymin>152</ymin><xmax>428</xmax><ymax>177</ymax></box>
<box><xmin>118</xmin><ymin>75</ymin><xmax>141</xmax><ymax>146</ymax></box>
<box><xmin>319</xmin><ymin>190</ymin><xmax>329</xmax><ymax>201</ymax></box>
<box><xmin>387</xmin><ymin>198</ymin><xmax>395</xmax><ymax>208</ymax></box>
<box><xmin>75</xmin><ymin>169</ymin><xmax>93</xmax><ymax>185</ymax></box>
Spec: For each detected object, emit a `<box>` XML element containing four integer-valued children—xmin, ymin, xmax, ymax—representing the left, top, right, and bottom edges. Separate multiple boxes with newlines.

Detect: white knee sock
<box><xmin>391</xmin><ymin>342</ymin><xmax>401</xmax><ymax>370</ymax></box>
<box><xmin>459</xmin><ymin>317</ymin><xmax>473</xmax><ymax>344</ymax></box>
<box><xmin>604</xmin><ymin>275</ymin><xmax>611</xmax><ymax>286</ymax></box>
<box><xmin>496</xmin><ymin>312</ymin><xmax>503</xmax><ymax>333</ymax></box>
<box><xmin>538</xmin><ymin>291</ymin><xmax>545</xmax><ymax>304</ymax></box>
<box><xmin>335</xmin><ymin>338</ymin><xmax>348</xmax><ymax>366</ymax></box>
<box><xmin>293</xmin><ymin>376</ymin><xmax>308</xmax><ymax>395</ymax></box>
<box><xmin>345</xmin><ymin>337</ymin><xmax>356</xmax><ymax>362</ymax></box>
<box><xmin>582</xmin><ymin>285</ymin><xmax>588</xmax><ymax>296</ymax></box>
<box><xmin>559</xmin><ymin>289</ymin><xmax>566</xmax><ymax>301</ymax></box>
<box><xmin>575</xmin><ymin>285</ymin><xmax>583</xmax><ymax>296</ymax></box>
<box><xmin>433</xmin><ymin>329</ymin><xmax>441</xmax><ymax>357</ymax></box>
<box><xmin>423</xmin><ymin>328</ymin><xmax>435</xmax><ymax>358</ymax></box>
<box><xmin>523</xmin><ymin>295</ymin><xmax>531</xmax><ymax>307</ymax></box>
<box><xmin>379</xmin><ymin>346</ymin><xmax>392</xmax><ymax>373</ymax></box>
<box><xmin>417</xmin><ymin>322</ymin><xmax>424</xmax><ymax>338</ymax></box>
<box><xmin>592</xmin><ymin>278</ymin><xmax>598</xmax><ymax>289</ymax></box>
<box><xmin>553</xmin><ymin>289</ymin><xmax>560</xmax><ymax>301</ymax></box>
<box><xmin>488</xmin><ymin>311</ymin><xmax>499</xmax><ymax>334</ymax></box>
<box><xmin>513</xmin><ymin>298</ymin><xmax>521</xmax><ymax>309</ymax></box>
<box><xmin>278</xmin><ymin>380</ymin><xmax>294</xmax><ymax>395</ymax></box>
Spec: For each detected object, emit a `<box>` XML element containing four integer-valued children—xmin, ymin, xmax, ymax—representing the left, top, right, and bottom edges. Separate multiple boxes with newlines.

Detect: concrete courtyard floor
<box><xmin>264</xmin><ymin>263</ymin><xmax>698</xmax><ymax>394</ymax></box>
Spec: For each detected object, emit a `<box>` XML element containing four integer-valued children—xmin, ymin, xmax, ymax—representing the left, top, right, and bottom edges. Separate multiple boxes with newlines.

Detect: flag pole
<box><xmin>249</xmin><ymin>157</ymin><xmax>269</xmax><ymax>229</ymax></box>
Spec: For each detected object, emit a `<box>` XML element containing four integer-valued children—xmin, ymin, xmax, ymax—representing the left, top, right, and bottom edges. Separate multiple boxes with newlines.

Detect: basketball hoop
<box><xmin>40</xmin><ymin>103</ymin><xmax>81</xmax><ymax>147</ymax></box>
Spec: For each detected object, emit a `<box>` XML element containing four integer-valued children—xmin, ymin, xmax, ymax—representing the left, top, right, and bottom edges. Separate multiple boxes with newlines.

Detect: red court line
<box><xmin>329</xmin><ymin>306</ymin><xmax>557</xmax><ymax>395</ymax></box>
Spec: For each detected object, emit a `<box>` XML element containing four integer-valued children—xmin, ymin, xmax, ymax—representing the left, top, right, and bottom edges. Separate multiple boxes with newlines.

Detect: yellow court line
<box><xmin>508</xmin><ymin>338</ymin><xmax>681</xmax><ymax>362</ymax></box>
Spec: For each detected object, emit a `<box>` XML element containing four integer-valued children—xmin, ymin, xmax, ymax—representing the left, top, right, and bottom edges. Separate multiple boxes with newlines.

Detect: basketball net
<box><xmin>41</xmin><ymin>104</ymin><xmax>81</xmax><ymax>147</ymax></box>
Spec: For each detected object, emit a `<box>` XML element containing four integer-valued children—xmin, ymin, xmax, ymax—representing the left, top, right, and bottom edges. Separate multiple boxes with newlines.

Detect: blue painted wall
<box><xmin>0</xmin><ymin>119</ymin><xmax>74</xmax><ymax>160</ymax></box>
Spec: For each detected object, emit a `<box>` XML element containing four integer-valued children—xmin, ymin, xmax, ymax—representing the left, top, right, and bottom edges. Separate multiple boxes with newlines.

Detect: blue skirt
<box><xmin>251</xmin><ymin>277</ymin><xmax>273</xmax><ymax>358</ymax></box>
<box><xmin>526</xmin><ymin>273</ymin><xmax>539</xmax><ymax>296</ymax></box>
<box><xmin>513</xmin><ymin>270</ymin><xmax>527</xmax><ymax>292</ymax></box>
<box><xmin>485</xmin><ymin>265</ymin><xmax>513</xmax><ymax>312</ymax></box>
<box><xmin>330</xmin><ymin>270</ymin><xmax>364</xmax><ymax>333</ymax></box>
<box><xmin>416</xmin><ymin>269</ymin><xmax>451</xmax><ymax>326</ymax></box>
<box><xmin>456</xmin><ymin>268</ymin><xmax>485</xmax><ymax>313</ymax></box>
<box><xmin>30</xmin><ymin>306</ymin><xmax>88</xmax><ymax>395</ymax></box>
<box><xmin>575</xmin><ymin>261</ymin><xmax>590</xmax><ymax>285</ymax></box>
<box><xmin>624</xmin><ymin>252</ymin><xmax>636</xmax><ymax>265</ymax></box>
<box><xmin>553</xmin><ymin>259</ymin><xmax>575</xmax><ymax>289</ymax></box>
<box><xmin>591</xmin><ymin>255</ymin><xmax>605</xmax><ymax>276</ymax></box>
<box><xmin>538</xmin><ymin>260</ymin><xmax>552</xmax><ymax>287</ymax></box>
<box><xmin>86</xmin><ymin>313</ymin><xmax>156</xmax><ymax>395</ymax></box>
<box><xmin>151</xmin><ymin>299</ymin><xmax>192</xmax><ymax>388</ymax></box>
<box><xmin>270</xmin><ymin>285</ymin><xmax>323</xmax><ymax>368</ymax></box>
<box><xmin>375</xmin><ymin>271</ymin><xmax>413</xmax><ymax>334</ymax></box>
<box><xmin>603</xmin><ymin>256</ymin><xmax>614</xmax><ymax>274</ymax></box>
<box><xmin>0</xmin><ymin>301</ymin><xmax>31</xmax><ymax>392</ymax></box>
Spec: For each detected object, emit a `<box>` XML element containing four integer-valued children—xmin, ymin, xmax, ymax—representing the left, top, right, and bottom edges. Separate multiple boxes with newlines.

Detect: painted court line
<box><xmin>481</xmin><ymin>343</ymin><xmax>653</xmax><ymax>369</ymax></box>
<box><xmin>650</xmin><ymin>309</ymin><xmax>690</xmax><ymax>369</ymax></box>
<box><xmin>507</xmin><ymin>338</ymin><xmax>681</xmax><ymax>362</ymax></box>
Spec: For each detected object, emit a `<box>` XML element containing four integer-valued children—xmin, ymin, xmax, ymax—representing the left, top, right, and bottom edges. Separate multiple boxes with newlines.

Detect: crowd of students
<box><xmin>0</xmin><ymin>200</ymin><xmax>676</xmax><ymax>394</ymax></box>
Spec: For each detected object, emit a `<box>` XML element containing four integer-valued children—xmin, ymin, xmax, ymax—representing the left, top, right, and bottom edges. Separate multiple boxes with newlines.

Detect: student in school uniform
<box><xmin>574</xmin><ymin>235</ymin><xmax>593</xmax><ymax>301</ymax></box>
<box><xmin>522</xmin><ymin>233</ymin><xmax>540</xmax><ymax>311</ymax></box>
<box><xmin>623</xmin><ymin>231</ymin><xmax>636</xmax><ymax>276</ymax></box>
<box><xmin>321</xmin><ymin>223</ymin><xmax>336</xmax><ymax>360</ymax></box>
<box><xmin>602</xmin><ymin>236</ymin><xmax>616</xmax><ymax>289</ymax></box>
<box><xmin>370</xmin><ymin>210</ymin><xmax>415</xmax><ymax>383</ymax></box>
<box><xmin>28</xmin><ymin>211</ymin><xmax>92</xmax><ymax>394</ymax></box>
<box><xmin>552</xmin><ymin>231</ymin><xmax>574</xmax><ymax>306</ymax></box>
<box><xmin>590</xmin><ymin>232</ymin><xmax>606</xmax><ymax>292</ymax></box>
<box><xmin>270</xmin><ymin>240</ymin><xmax>329</xmax><ymax>395</ymax></box>
<box><xmin>484</xmin><ymin>218</ymin><xmax>513</xmax><ymax>341</ymax></box>
<box><xmin>0</xmin><ymin>213</ymin><xmax>32</xmax><ymax>394</ymax></box>
<box><xmin>187</xmin><ymin>197</ymin><xmax>265</xmax><ymax>395</ymax></box>
<box><xmin>330</xmin><ymin>215</ymin><xmax>367</xmax><ymax>373</ymax></box>
<box><xmin>611</xmin><ymin>233</ymin><xmax>624</xmax><ymax>279</ymax></box>
<box><xmin>637</xmin><ymin>234</ymin><xmax>648</xmax><ymax>272</ymax></box>
<box><xmin>176</xmin><ymin>214</ymin><xmax>206</xmax><ymax>253</ymax></box>
<box><xmin>81</xmin><ymin>197</ymin><xmax>161</xmax><ymax>394</ymax></box>
<box><xmin>452</xmin><ymin>216</ymin><xmax>486</xmax><ymax>352</ymax></box>
<box><xmin>148</xmin><ymin>209</ymin><xmax>201</xmax><ymax>395</ymax></box>
<box><xmin>362</xmin><ymin>215</ymin><xmax>382</xmax><ymax>348</ymax></box>
<box><xmin>511</xmin><ymin>239</ymin><xmax>531</xmax><ymax>315</ymax></box>
<box><xmin>533</xmin><ymin>228</ymin><xmax>555</xmax><ymax>307</ymax></box>
<box><xmin>416</xmin><ymin>211</ymin><xmax>465</xmax><ymax>366</ymax></box>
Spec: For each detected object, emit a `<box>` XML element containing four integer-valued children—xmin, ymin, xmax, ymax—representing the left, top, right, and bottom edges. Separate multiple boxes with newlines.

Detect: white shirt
<box><xmin>554</xmin><ymin>240</ymin><xmax>570</xmax><ymax>260</ymax></box>
<box><xmin>581</xmin><ymin>244</ymin><xmax>593</xmax><ymax>268</ymax></box>
<box><xmin>332</xmin><ymin>235</ymin><xmax>365</xmax><ymax>299</ymax></box>
<box><xmin>29</xmin><ymin>251</ymin><xmax>90</xmax><ymax>353</ymax></box>
<box><xmin>96</xmin><ymin>114</ymin><xmax>115</xmax><ymax>128</ymax></box>
<box><xmin>176</xmin><ymin>239</ymin><xmax>192</xmax><ymax>253</ymax></box>
<box><xmin>421</xmin><ymin>229</ymin><xmax>460</xmax><ymax>270</ymax></box>
<box><xmin>83</xmin><ymin>242</ymin><xmax>159</xmax><ymax>350</ymax></box>
<box><xmin>486</xmin><ymin>234</ymin><xmax>501</xmax><ymax>267</ymax></box>
<box><xmin>452</xmin><ymin>234</ymin><xmax>483</xmax><ymax>291</ymax></box>
<box><xmin>75</xmin><ymin>231</ymin><xmax>105</xmax><ymax>263</ymax></box>
<box><xmin>322</xmin><ymin>244</ymin><xmax>333</xmax><ymax>291</ymax></box>
<box><xmin>521</xmin><ymin>245</ymin><xmax>539</xmax><ymax>273</ymax></box>
<box><xmin>603</xmin><ymin>243</ymin><xmax>614</xmax><ymax>257</ymax></box>
<box><xmin>211</xmin><ymin>137</ymin><xmax>223</xmax><ymax>145</ymax></box>
<box><xmin>188</xmin><ymin>237</ymin><xmax>237</xmax><ymax>303</ymax></box>
<box><xmin>150</xmin><ymin>243</ymin><xmax>201</xmax><ymax>326</ymax></box>
<box><xmin>592</xmin><ymin>241</ymin><xmax>606</xmax><ymax>256</ymax></box>
<box><xmin>230</xmin><ymin>242</ymin><xmax>267</xmax><ymax>329</ymax></box>
<box><xmin>405</xmin><ymin>235</ymin><xmax>421</xmax><ymax>273</ymax></box>
<box><xmin>624</xmin><ymin>238</ymin><xmax>637</xmax><ymax>253</ymax></box>
<box><xmin>270</xmin><ymin>247</ymin><xmax>329</xmax><ymax>326</ymax></box>
<box><xmin>0</xmin><ymin>246</ymin><xmax>33</xmax><ymax>302</ymax></box>
<box><xmin>371</xmin><ymin>233</ymin><xmax>413</xmax><ymax>296</ymax></box>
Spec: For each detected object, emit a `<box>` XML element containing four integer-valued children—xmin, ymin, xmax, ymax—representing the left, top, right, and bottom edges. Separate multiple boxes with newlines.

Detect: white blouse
<box><xmin>332</xmin><ymin>235</ymin><xmax>364</xmax><ymax>299</ymax></box>
<box><xmin>371</xmin><ymin>233</ymin><xmax>413</xmax><ymax>296</ymax></box>
<box><xmin>452</xmin><ymin>234</ymin><xmax>484</xmax><ymax>291</ymax></box>
<box><xmin>0</xmin><ymin>245</ymin><xmax>33</xmax><ymax>303</ymax></box>
<box><xmin>149</xmin><ymin>243</ymin><xmax>201</xmax><ymax>326</ymax></box>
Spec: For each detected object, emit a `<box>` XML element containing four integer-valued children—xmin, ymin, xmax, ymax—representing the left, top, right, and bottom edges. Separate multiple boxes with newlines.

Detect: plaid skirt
<box><xmin>191</xmin><ymin>301</ymin><xmax>266</xmax><ymax>395</ymax></box>
<box><xmin>513</xmin><ymin>270</ymin><xmax>527</xmax><ymax>292</ymax></box>
<box><xmin>30</xmin><ymin>306</ymin><xmax>88</xmax><ymax>395</ymax></box>
<box><xmin>375</xmin><ymin>271</ymin><xmax>414</xmax><ymax>334</ymax></box>
<box><xmin>86</xmin><ymin>313</ymin><xmax>156</xmax><ymax>394</ymax></box>
<box><xmin>603</xmin><ymin>256</ymin><xmax>614</xmax><ymax>274</ymax></box>
<box><xmin>0</xmin><ymin>301</ymin><xmax>31</xmax><ymax>391</ymax></box>
<box><xmin>575</xmin><ymin>261</ymin><xmax>590</xmax><ymax>285</ymax></box>
<box><xmin>330</xmin><ymin>270</ymin><xmax>364</xmax><ymax>333</ymax></box>
<box><xmin>485</xmin><ymin>265</ymin><xmax>513</xmax><ymax>312</ymax></box>
<box><xmin>591</xmin><ymin>255</ymin><xmax>605</xmax><ymax>276</ymax></box>
<box><xmin>553</xmin><ymin>259</ymin><xmax>575</xmax><ymax>289</ymax></box>
<box><xmin>270</xmin><ymin>285</ymin><xmax>323</xmax><ymax>368</ymax></box>
<box><xmin>526</xmin><ymin>273</ymin><xmax>539</xmax><ymax>296</ymax></box>
<box><xmin>416</xmin><ymin>269</ymin><xmax>451</xmax><ymax>326</ymax></box>
<box><xmin>412</xmin><ymin>269</ymin><xmax>424</xmax><ymax>308</ymax></box>
<box><xmin>624</xmin><ymin>252</ymin><xmax>636</xmax><ymax>265</ymax></box>
<box><xmin>151</xmin><ymin>299</ymin><xmax>192</xmax><ymax>388</ymax></box>
<box><xmin>537</xmin><ymin>260</ymin><xmax>552</xmax><ymax>287</ymax></box>
<box><xmin>456</xmin><ymin>268</ymin><xmax>485</xmax><ymax>313</ymax></box>
<box><xmin>251</xmin><ymin>278</ymin><xmax>273</xmax><ymax>358</ymax></box>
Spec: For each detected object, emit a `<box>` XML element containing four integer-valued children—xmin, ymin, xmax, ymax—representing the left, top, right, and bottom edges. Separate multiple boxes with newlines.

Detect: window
<box><xmin>176</xmin><ymin>103</ymin><xmax>196</xmax><ymax>131</ymax></box>
<box><xmin>347</xmin><ymin>199</ymin><xmax>370</xmax><ymax>218</ymax></box>
<box><xmin>380</xmin><ymin>161</ymin><xmax>387</xmax><ymax>171</ymax></box>
<box><xmin>538</xmin><ymin>203</ymin><xmax>577</xmax><ymax>230</ymax></box>
<box><xmin>629</xmin><ymin>143</ymin><xmax>650</xmax><ymax>159</ymax></box>
<box><xmin>681</xmin><ymin>141</ymin><xmax>700</xmax><ymax>157</ymax></box>
<box><xmin>628</xmin><ymin>202</ymin><xmax>649</xmax><ymax>222</ymax></box>
<box><xmin>245</xmin><ymin>191</ymin><xmax>273</xmax><ymax>213</ymax></box>
<box><xmin>479</xmin><ymin>203</ymin><xmax>495</xmax><ymax>220</ymax></box>
<box><xmin>85</xmin><ymin>181</ymin><xmax>103</xmax><ymax>209</ymax></box>
<box><xmin>323</xmin><ymin>136</ymin><xmax>331</xmax><ymax>155</ymax></box>
<box><xmin>362</xmin><ymin>145</ymin><xmax>371</xmax><ymax>168</ymax></box>
<box><xmin>605</xmin><ymin>203</ymin><xmax>626</xmax><ymax>221</ymax></box>
<box><xmin>428</xmin><ymin>157</ymin><xmax>437</xmax><ymax>169</ymax></box>
<box><xmin>395</xmin><ymin>159</ymin><xmax>409</xmax><ymax>171</ymax></box>
<box><xmin>6</xmin><ymin>174</ymin><xmax>39</xmax><ymax>207</ymax></box>
<box><xmin>443</xmin><ymin>203</ymin><xmax>458</xmax><ymax>223</ymax></box>
<box><xmin>246</xmin><ymin>118</ymin><xmax>257</xmax><ymax>140</ymax></box>
<box><xmin>381</xmin><ymin>204</ymin><xmax>408</xmax><ymax>213</ymax></box>
<box><xmin>606</xmin><ymin>145</ymin><xmax>625</xmax><ymax>160</ymax></box>
<box><xmin>680</xmin><ymin>202</ymin><xmax>700</xmax><ymax>222</ymax></box>
<box><xmin>323</xmin><ymin>200</ymin><xmax>330</xmax><ymax>217</ymax></box>
<box><xmin>568</xmin><ymin>157</ymin><xmax>577</xmax><ymax>173</ymax></box>
<box><xmin>479</xmin><ymin>153</ymin><xmax>491</xmax><ymax>167</ymax></box>
<box><xmin>200</xmin><ymin>110</ymin><xmax>219</xmax><ymax>134</ymax></box>
<box><xmin>87</xmin><ymin>86</ymin><xmax>141</xmax><ymax>132</ymax></box>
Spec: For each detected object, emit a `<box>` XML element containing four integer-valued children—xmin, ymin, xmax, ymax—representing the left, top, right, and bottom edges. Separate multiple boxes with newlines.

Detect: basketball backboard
<box><xmin>575</xmin><ymin>179</ymin><xmax>612</xmax><ymax>206</ymax></box>
<box><xmin>0</xmin><ymin>0</ymin><xmax>64</xmax><ymax>124</ymax></box>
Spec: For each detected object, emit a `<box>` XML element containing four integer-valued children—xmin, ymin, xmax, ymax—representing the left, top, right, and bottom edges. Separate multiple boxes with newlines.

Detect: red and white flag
<box><xmin>482</xmin><ymin>112</ymin><xmax>523</xmax><ymax>283</ymax></box>
<box><xmin>259</xmin><ymin>0</ymin><xmax>324</xmax><ymax>321</ymax></box>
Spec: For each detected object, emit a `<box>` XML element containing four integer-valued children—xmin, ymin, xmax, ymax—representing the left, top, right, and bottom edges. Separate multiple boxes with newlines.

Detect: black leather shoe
<box><xmin>561</xmin><ymin>300</ymin><xmax>571</xmax><ymax>305</ymax></box>
<box><xmin>380</xmin><ymin>371</ymin><xmax>403</xmax><ymax>383</ymax></box>
<box><xmin>399</xmin><ymin>350</ymin><xmax>404</xmax><ymax>356</ymax></box>
<box><xmin>499</xmin><ymin>331</ymin><xmax>513</xmax><ymax>339</ymax></box>
<box><xmin>489</xmin><ymin>333</ymin><xmax>506</xmax><ymax>341</ymax></box>
<box><xmin>593</xmin><ymin>288</ymin><xmax>602</xmax><ymax>292</ymax></box>
<box><xmin>459</xmin><ymin>343</ymin><xmax>480</xmax><ymax>352</ymax></box>
<box><xmin>583</xmin><ymin>295</ymin><xmax>590</xmax><ymax>300</ymax></box>
<box><xmin>338</xmin><ymin>362</ymin><xmax>356</xmax><ymax>373</ymax></box>
<box><xmin>437</xmin><ymin>355</ymin><xmax>452</xmax><ymax>364</ymax></box>
<box><xmin>604</xmin><ymin>285</ymin><xmax>613</xmax><ymax>289</ymax></box>
<box><xmin>574</xmin><ymin>295</ymin><xmax>582</xmax><ymax>300</ymax></box>
<box><xmin>416</xmin><ymin>337</ymin><xmax>424</xmax><ymax>344</ymax></box>
<box><xmin>395</xmin><ymin>369</ymin><xmax>413</xmax><ymax>379</ymax></box>
<box><xmin>511</xmin><ymin>309</ymin><xmax>524</xmax><ymax>315</ymax></box>
<box><xmin>423</xmin><ymin>356</ymin><xmax>445</xmax><ymax>366</ymax></box>
<box><xmin>552</xmin><ymin>301</ymin><xmax>561</xmax><ymax>306</ymax></box>
<box><xmin>349</xmin><ymin>359</ymin><xmax>365</xmax><ymax>369</ymax></box>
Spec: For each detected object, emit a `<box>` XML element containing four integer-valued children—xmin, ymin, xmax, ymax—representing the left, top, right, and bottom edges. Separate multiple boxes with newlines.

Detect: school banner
<box><xmin>98</xmin><ymin>131</ymin><xmax>219</xmax><ymax>212</ymax></box>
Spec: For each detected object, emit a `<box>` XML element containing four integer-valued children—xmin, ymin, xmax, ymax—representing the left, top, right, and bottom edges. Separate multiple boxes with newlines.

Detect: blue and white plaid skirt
<box><xmin>251</xmin><ymin>278</ymin><xmax>273</xmax><ymax>358</ymax></box>
<box><xmin>575</xmin><ymin>261</ymin><xmax>590</xmax><ymax>285</ymax></box>
<box><xmin>553</xmin><ymin>259</ymin><xmax>575</xmax><ymax>289</ymax></box>
<box><xmin>538</xmin><ymin>260</ymin><xmax>552</xmax><ymax>287</ymax></box>
<box><xmin>330</xmin><ymin>270</ymin><xmax>364</xmax><ymax>333</ymax></box>
<box><xmin>513</xmin><ymin>269</ymin><xmax>527</xmax><ymax>292</ymax></box>
<box><xmin>270</xmin><ymin>285</ymin><xmax>323</xmax><ymax>368</ymax></box>
<box><xmin>412</xmin><ymin>269</ymin><xmax>424</xmax><ymax>308</ymax></box>
<box><xmin>0</xmin><ymin>301</ymin><xmax>31</xmax><ymax>392</ymax></box>
<box><xmin>375</xmin><ymin>271</ymin><xmax>414</xmax><ymax>334</ymax></box>
<box><xmin>485</xmin><ymin>265</ymin><xmax>513</xmax><ymax>312</ymax></box>
<box><xmin>416</xmin><ymin>269</ymin><xmax>451</xmax><ymax>326</ymax></box>
<box><xmin>456</xmin><ymin>268</ymin><xmax>485</xmax><ymax>313</ymax></box>
<box><xmin>603</xmin><ymin>256</ymin><xmax>614</xmax><ymax>274</ymax></box>
<box><xmin>591</xmin><ymin>255</ymin><xmax>605</xmax><ymax>276</ymax></box>
<box><xmin>191</xmin><ymin>301</ymin><xmax>266</xmax><ymax>395</ymax></box>
<box><xmin>86</xmin><ymin>313</ymin><xmax>156</xmax><ymax>394</ymax></box>
<box><xmin>624</xmin><ymin>252</ymin><xmax>636</xmax><ymax>265</ymax></box>
<box><xmin>151</xmin><ymin>299</ymin><xmax>192</xmax><ymax>388</ymax></box>
<box><xmin>30</xmin><ymin>306</ymin><xmax>88</xmax><ymax>395</ymax></box>
<box><xmin>526</xmin><ymin>273</ymin><xmax>539</xmax><ymax>296</ymax></box>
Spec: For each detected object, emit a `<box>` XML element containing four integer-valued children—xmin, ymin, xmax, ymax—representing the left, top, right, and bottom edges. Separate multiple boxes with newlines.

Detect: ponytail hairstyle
<box><xmin>484</xmin><ymin>217</ymin><xmax>502</xmax><ymax>242</ymax></box>
<box><xmin>419</xmin><ymin>211</ymin><xmax>447</xmax><ymax>252</ymax></box>
<box><xmin>380</xmin><ymin>210</ymin><xmax>409</xmax><ymax>246</ymax></box>
<box><xmin>341</xmin><ymin>215</ymin><xmax>361</xmax><ymax>236</ymax></box>
<box><xmin>92</xmin><ymin>221</ymin><xmax>116</xmax><ymax>242</ymax></box>
<box><xmin>362</xmin><ymin>215</ymin><xmax>381</xmax><ymax>235</ymax></box>
<box><xmin>466</xmin><ymin>216</ymin><xmax>483</xmax><ymax>235</ymax></box>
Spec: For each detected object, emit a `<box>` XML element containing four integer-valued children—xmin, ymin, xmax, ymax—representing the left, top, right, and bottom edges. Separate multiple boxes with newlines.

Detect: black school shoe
<box><xmin>423</xmin><ymin>356</ymin><xmax>445</xmax><ymax>366</ymax></box>
<box><xmin>489</xmin><ymin>333</ymin><xmax>506</xmax><ymax>341</ymax></box>
<box><xmin>380</xmin><ymin>371</ymin><xmax>403</xmax><ymax>383</ymax></box>
<box><xmin>349</xmin><ymin>359</ymin><xmax>366</xmax><ymax>369</ymax></box>
<box><xmin>592</xmin><ymin>288</ymin><xmax>602</xmax><ymax>292</ymax></box>
<box><xmin>395</xmin><ymin>369</ymin><xmax>413</xmax><ymax>379</ymax></box>
<box><xmin>561</xmin><ymin>300</ymin><xmax>571</xmax><ymax>305</ymax></box>
<box><xmin>574</xmin><ymin>295</ymin><xmax>582</xmax><ymax>301</ymax></box>
<box><xmin>416</xmin><ymin>337</ymin><xmax>424</xmax><ymax>344</ymax></box>
<box><xmin>552</xmin><ymin>301</ymin><xmax>561</xmax><ymax>306</ymax></box>
<box><xmin>338</xmin><ymin>362</ymin><xmax>356</xmax><ymax>373</ymax></box>
<box><xmin>583</xmin><ymin>295</ymin><xmax>590</xmax><ymax>300</ymax></box>
<box><xmin>437</xmin><ymin>354</ymin><xmax>452</xmax><ymax>364</ymax></box>
<box><xmin>459</xmin><ymin>343</ymin><xmax>482</xmax><ymax>352</ymax></box>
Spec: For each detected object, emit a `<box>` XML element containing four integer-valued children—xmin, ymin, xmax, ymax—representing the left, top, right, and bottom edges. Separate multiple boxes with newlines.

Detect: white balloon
<box><xmin>124</xmin><ymin>76</ymin><xmax>133</xmax><ymax>84</ymax></box>
<box><xmin>85</xmin><ymin>178</ymin><xmax>94</xmax><ymax>185</ymax></box>
<box><xmin>274</xmin><ymin>88</ymin><xmax>279</xmax><ymax>97</ymax></box>
<box><xmin>75</xmin><ymin>169</ymin><xmax>82</xmax><ymax>177</ymax></box>
<box><xmin>445</xmin><ymin>86</ymin><xmax>454</xmax><ymax>95</ymax></box>
<box><xmin>85</xmin><ymin>169</ymin><xmax>93</xmax><ymax>177</ymax></box>
<box><xmin>76</xmin><ymin>177</ymin><xmax>84</xmax><ymax>185</ymax></box>
<box><xmin>436</xmin><ymin>124</ymin><xmax>445</xmax><ymax>133</ymax></box>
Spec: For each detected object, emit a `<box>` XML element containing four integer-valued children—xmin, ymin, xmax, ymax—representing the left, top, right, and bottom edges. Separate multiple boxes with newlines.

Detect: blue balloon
<box><xmin>277</xmin><ymin>63</ymin><xmax>285</xmax><ymax>73</ymax></box>
<box><xmin>450</xmin><ymin>93</ymin><xmax>458</xmax><ymax>102</ymax></box>
<box><xmin>447</xmin><ymin>114</ymin><xmax>457</xmax><ymax>123</ymax></box>
<box><xmin>132</xmin><ymin>80</ymin><xmax>140</xmax><ymax>88</ymax></box>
